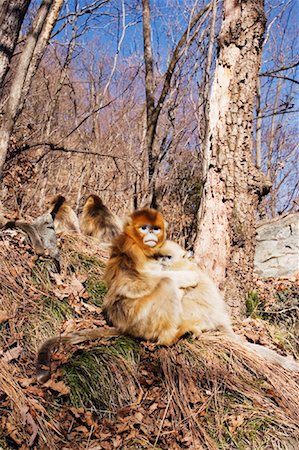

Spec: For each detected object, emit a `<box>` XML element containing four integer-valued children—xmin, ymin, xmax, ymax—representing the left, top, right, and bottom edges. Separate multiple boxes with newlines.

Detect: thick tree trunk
<box><xmin>0</xmin><ymin>0</ymin><xmax>63</xmax><ymax>179</ymax></box>
<box><xmin>194</xmin><ymin>0</ymin><xmax>271</xmax><ymax>317</ymax></box>
<box><xmin>0</xmin><ymin>0</ymin><xmax>31</xmax><ymax>89</ymax></box>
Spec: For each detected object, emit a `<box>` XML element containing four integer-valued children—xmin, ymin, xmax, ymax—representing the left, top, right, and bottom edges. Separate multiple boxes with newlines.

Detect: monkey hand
<box><xmin>175</xmin><ymin>270</ymin><xmax>200</xmax><ymax>289</ymax></box>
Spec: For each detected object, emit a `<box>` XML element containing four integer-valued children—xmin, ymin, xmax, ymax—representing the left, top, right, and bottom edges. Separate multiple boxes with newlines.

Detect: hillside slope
<box><xmin>0</xmin><ymin>231</ymin><xmax>298</xmax><ymax>449</ymax></box>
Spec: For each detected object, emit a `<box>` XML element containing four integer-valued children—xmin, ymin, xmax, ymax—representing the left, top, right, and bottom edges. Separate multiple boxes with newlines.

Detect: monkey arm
<box><xmin>140</xmin><ymin>268</ymin><xmax>200</xmax><ymax>289</ymax></box>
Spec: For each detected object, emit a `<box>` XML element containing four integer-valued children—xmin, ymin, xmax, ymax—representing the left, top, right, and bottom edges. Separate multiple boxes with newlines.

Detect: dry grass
<box><xmin>0</xmin><ymin>230</ymin><xmax>298</xmax><ymax>449</ymax></box>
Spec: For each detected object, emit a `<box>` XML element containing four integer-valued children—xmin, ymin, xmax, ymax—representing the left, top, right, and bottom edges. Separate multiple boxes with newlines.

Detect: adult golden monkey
<box><xmin>36</xmin><ymin>208</ymin><xmax>200</xmax><ymax>382</ymax></box>
<box><xmin>47</xmin><ymin>195</ymin><xmax>80</xmax><ymax>235</ymax></box>
<box><xmin>36</xmin><ymin>208</ymin><xmax>298</xmax><ymax>383</ymax></box>
<box><xmin>80</xmin><ymin>194</ymin><xmax>122</xmax><ymax>244</ymax></box>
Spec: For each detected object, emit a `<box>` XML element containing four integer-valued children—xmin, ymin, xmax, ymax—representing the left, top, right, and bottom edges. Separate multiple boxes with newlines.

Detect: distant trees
<box><xmin>0</xmin><ymin>0</ymin><xmax>297</xmax><ymax>308</ymax></box>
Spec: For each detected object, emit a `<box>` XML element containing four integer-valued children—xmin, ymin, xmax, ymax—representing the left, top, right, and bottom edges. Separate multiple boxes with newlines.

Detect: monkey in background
<box><xmin>80</xmin><ymin>194</ymin><xmax>122</xmax><ymax>244</ymax></box>
<box><xmin>47</xmin><ymin>195</ymin><xmax>80</xmax><ymax>235</ymax></box>
<box><xmin>36</xmin><ymin>208</ymin><xmax>299</xmax><ymax>383</ymax></box>
<box><xmin>1</xmin><ymin>220</ymin><xmax>45</xmax><ymax>256</ymax></box>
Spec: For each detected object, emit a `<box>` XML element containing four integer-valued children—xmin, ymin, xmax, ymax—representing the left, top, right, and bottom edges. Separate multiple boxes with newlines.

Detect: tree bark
<box><xmin>0</xmin><ymin>0</ymin><xmax>64</xmax><ymax>179</ymax></box>
<box><xmin>0</xmin><ymin>0</ymin><xmax>31</xmax><ymax>89</ymax></box>
<box><xmin>194</xmin><ymin>0</ymin><xmax>271</xmax><ymax>316</ymax></box>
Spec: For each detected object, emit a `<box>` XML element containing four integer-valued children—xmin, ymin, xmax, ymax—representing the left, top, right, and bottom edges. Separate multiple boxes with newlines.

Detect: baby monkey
<box><xmin>153</xmin><ymin>240</ymin><xmax>299</xmax><ymax>371</ymax></box>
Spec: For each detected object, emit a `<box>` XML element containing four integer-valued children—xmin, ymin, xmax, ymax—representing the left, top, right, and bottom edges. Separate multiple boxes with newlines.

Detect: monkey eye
<box><xmin>139</xmin><ymin>225</ymin><xmax>149</xmax><ymax>233</ymax></box>
<box><xmin>152</xmin><ymin>226</ymin><xmax>161</xmax><ymax>234</ymax></box>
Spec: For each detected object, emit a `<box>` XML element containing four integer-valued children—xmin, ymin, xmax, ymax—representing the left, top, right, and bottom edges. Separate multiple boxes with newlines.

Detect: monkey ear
<box><xmin>124</xmin><ymin>214</ymin><xmax>133</xmax><ymax>227</ymax></box>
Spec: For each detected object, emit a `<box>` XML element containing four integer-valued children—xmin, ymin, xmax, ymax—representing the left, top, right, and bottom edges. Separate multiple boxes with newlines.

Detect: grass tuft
<box><xmin>84</xmin><ymin>277</ymin><xmax>108</xmax><ymax>306</ymax></box>
<box><xmin>63</xmin><ymin>337</ymin><xmax>140</xmax><ymax>412</ymax></box>
<box><xmin>246</xmin><ymin>290</ymin><xmax>264</xmax><ymax>318</ymax></box>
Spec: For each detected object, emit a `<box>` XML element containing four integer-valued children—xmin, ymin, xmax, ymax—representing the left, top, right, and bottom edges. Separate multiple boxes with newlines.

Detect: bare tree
<box><xmin>0</xmin><ymin>0</ymin><xmax>64</xmax><ymax>178</ymax></box>
<box><xmin>194</xmin><ymin>0</ymin><xmax>271</xmax><ymax>315</ymax></box>
<box><xmin>0</xmin><ymin>0</ymin><xmax>31</xmax><ymax>89</ymax></box>
<box><xmin>141</xmin><ymin>0</ymin><xmax>211</xmax><ymax>208</ymax></box>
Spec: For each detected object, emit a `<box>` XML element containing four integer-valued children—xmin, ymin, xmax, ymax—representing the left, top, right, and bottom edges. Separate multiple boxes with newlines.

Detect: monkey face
<box><xmin>138</xmin><ymin>224</ymin><xmax>162</xmax><ymax>247</ymax></box>
<box><xmin>126</xmin><ymin>208</ymin><xmax>166</xmax><ymax>252</ymax></box>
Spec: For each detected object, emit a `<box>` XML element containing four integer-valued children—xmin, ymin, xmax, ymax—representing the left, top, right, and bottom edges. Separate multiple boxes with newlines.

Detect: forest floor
<box><xmin>0</xmin><ymin>231</ymin><xmax>298</xmax><ymax>450</ymax></box>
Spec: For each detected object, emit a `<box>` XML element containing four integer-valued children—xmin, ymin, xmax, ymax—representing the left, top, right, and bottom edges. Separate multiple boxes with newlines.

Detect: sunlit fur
<box><xmin>80</xmin><ymin>194</ymin><xmax>122</xmax><ymax>244</ymax></box>
<box><xmin>47</xmin><ymin>195</ymin><xmax>80</xmax><ymax>234</ymax></box>
<box><xmin>102</xmin><ymin>209</ymin><xmax>201</xmax><ymax>344</ymax></box>
<box><xmin>36</xmin><ymin>210</ymin><xmax>298</xmax><ymax>383</ymax></box>
<box><xmin>36</xmin><ymin>208</ymin><xmax>200</xmax><ymax>383</ymax></box>
<box><xmin>154</xmin><ymin>240</ymin><xmax>299</xmax><ymax>371</ymax></box>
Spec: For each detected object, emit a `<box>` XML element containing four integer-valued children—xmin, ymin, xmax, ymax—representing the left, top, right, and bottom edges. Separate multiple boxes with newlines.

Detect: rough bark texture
<box><xmin>0</xmin><ymin>0</ymin><xmax>31</xmax><ymax>89</ymax></box>
<box><xmin>194</xmin><ymin>0</ymin><xmax>271</xmax><ymax>317</ymax></box>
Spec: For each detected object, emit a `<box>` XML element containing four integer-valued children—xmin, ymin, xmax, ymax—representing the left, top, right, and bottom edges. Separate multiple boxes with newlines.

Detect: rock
<box><xmin>254</xmin><ymin>213</ymin><xmax>299</xmax><ymax>278</ymax></box>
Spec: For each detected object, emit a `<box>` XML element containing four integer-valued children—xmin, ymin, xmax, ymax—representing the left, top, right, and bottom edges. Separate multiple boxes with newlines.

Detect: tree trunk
<box><xmin>0</xmin><ymin>0</ymin><xmax>64</xmax><ymax>179</ymax></box>
<box><xmin>194</xmin><ymin>0</ymin><xmax>271</xmax><ymax>317</ymax></box>
<box><xmin>141</xmin><ymin>0</ymin><xmax>211</xmax><ymax>208</ymax></box>
<box><xmin>0</xmin><ymin>0</ymin><xmax>31</xmax><ymax>89</ymax></box>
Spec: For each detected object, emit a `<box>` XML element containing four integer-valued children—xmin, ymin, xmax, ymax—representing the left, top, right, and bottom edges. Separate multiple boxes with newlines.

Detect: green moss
<box><xmin>63</xmin><ymin>337</ymin><xmax>140</xmax><ymax>412</ymax></box>
<box><xmin>68</xmin><ymin>252</ymin><xmax>105</xmax><ymax>274</ymax></box>
<box><xmin>246</xmin><ymin>290</ymin><xmax>264</xmax><ymax>318</ymax></box>
<box><xmin>42</xmin><ymin>296</ymin><xmax>73</xmax><ymax>321</ymax></box>
<box><xmin>84</xmin><ymin>277</ymin><xmax>107</xmax><ymax>306</ymax></box>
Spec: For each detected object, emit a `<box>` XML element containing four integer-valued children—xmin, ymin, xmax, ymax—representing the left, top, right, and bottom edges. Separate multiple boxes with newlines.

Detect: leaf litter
<box><xmin>0</xmin><ymin>230</ymin><xmax>298</xmax><ymax>449</ymax></box>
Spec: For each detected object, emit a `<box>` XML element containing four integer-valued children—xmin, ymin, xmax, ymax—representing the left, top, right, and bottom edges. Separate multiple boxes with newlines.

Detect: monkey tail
<box><xmin>36</xmin><ymin>327</ymin><xmax>119</xmax><ymax>383</ymax></box>
<box><xmin>244</xmin><ymin>342</ymin><xmax>299</xmax><ymax>372</ymax></box>
<box><xmin>228</xmin><ymin>332</ymin><xmax>299</xmax><ymax>372</ymax></box>
<box><xmin>2</xmin><ymin>220</ymin><xmax>44</xmax><ymax>256</ymax></box>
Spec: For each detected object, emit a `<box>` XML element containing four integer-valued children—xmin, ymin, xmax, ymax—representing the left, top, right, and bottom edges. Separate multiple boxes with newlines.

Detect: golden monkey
<box><xmin>80</xmin><ymin>194</ymin><xmax>122</xmax><ymax>244</ymax></box>
<box><xmin>48</xmin><ymin>195</ymin><xmax>80</xmax><ymax>235</ymax></box>
<box><xmin>1</xmin><ymin>220</ymin><xmax>44</xmax><ymax>256</ymax></box>
<box><xmin>36</xmin><ymin>208</ymin><xmax>200</xmax><ymax>382</ymax></box>
<box><xmin>153</xmin><ymin>240</ymin><xmax>299</xmax><ymax>371</ymax></box>
<box><xmin>36</xmin><ymin>209</ymin><xmax>298</xmax><ymax>383</ymax></box>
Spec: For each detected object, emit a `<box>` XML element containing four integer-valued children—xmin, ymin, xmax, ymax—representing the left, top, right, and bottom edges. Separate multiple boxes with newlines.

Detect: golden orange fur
<box><xmin>154</xmin><ymin>240</ymin><xmax>299</xmax><ymax>371</ymax></box>
<box><xmin>36</xmin><ymin>209</ymin><xmax>299</xmax><ymax>383</ymax></box>
<box><xmin>47</xmin><ymin>195</ymin><xmax>80</xmax><ymax>234</ymax></box>
<box><xmin>36</xmin><ymin>208</ymin><xmax>199</xmax><ymax>382</ymax></box>
<box><xmin>80</xmin><ymin>194</ymin><xmax>121</xmax><ymax>244</ymax></box>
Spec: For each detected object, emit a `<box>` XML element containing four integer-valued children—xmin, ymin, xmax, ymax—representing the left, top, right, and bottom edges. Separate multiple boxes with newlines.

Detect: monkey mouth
<box><xmin>144</xmin><ymin>239</ymin><xmax>158</xmax><ymax>247</ymax></box>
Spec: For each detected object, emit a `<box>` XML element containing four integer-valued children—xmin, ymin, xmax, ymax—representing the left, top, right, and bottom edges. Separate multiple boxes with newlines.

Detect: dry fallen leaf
<box><xmin>0</xmin><ymin>310</ymin><xmax>11</xmax><ymax>323</ymax></box>
<box><xmin>44</xmin><ymin>379</ymin><xmax>70</xmax><ymax>395</ymax></box>
<box><xmin>2</xmin><ymin>345</ymin><xmax>23</xmax><ymax>362</ymax></box>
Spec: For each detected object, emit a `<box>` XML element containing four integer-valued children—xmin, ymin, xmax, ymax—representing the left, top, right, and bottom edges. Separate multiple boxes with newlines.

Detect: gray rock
<box><xmin>254</xmin><ymin>213</ymin><xmax>299</xmax><ymax>278</ymax></box>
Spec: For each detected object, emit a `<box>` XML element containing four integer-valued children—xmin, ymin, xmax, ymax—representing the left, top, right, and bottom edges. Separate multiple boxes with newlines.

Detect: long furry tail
<box><xmin>2</xmin><ymin>220</ymin><xmax>44</xmax><ymax>255</ymax></box>
<box><xmin>36</xmin><ymin>327</ymin><xmax>119</xmax><ymax>383</ymax></box>
<box><xmin>245</xmin><ymin>342</ymin><xmax>299</xmax><ymax>371</ymax></box>
<box><xmin>229</xmin><ymin>332</ymin><xmax>299</xmax><ymax>372</ymax></box>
